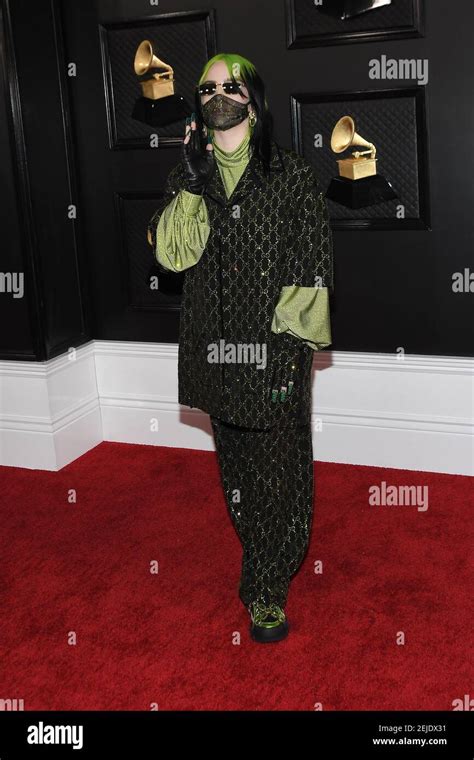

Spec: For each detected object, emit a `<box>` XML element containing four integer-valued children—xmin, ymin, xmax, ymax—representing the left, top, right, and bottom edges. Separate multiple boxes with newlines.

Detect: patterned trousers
<box><xmin>210</xmin><ymin>413</ymin><xmax>314</xmax><ymax>609</ymax></box>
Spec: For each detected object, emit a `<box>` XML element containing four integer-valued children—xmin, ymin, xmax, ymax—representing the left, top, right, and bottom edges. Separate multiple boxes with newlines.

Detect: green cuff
<box><xmin>155</xmin><ymin>190</ymin><xmax>210</xmax><ymax>273</ymax></box>
<box><xmin>179</xmin><ymin>190</ymin><xmax>204</xmax><ymax>216</ymax></box>
<box><xmin>271</xmin><ymin>285</ymin><xmax>332</xmax><ymax>350</ymax></box>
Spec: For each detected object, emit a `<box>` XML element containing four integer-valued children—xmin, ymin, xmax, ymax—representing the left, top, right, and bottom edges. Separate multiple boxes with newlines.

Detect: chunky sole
<box><xmin>250</xmin><ymin>618</ymin><xmax>289</xmax><ymax>643</ymax></box>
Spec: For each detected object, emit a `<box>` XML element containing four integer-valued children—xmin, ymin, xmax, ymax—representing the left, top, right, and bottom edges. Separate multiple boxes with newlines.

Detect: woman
<box><xmin>148</xmin><ymin>53</ymin><xmax>334</xmax><ymax>643</ymax></box>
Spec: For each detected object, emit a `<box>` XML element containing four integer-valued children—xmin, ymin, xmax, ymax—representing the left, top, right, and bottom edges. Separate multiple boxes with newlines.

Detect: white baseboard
<box><xmin>1</xmin><ymin>340</ymin><xmax>472</xmax><ymax>475</ymax></box>
<box><xmin>0</xmin><ymin>343</ymin><xmax>102</xmax><ymax>471</ymax></box>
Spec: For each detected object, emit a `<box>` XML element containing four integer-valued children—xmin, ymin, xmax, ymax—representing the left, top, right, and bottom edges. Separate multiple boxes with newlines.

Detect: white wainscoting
<box><xmin>0</xmin><ymin>342</ymin><xmax>101</xmax><ymax>471</ymax></box>
<box><xmin>0</xmin><ymin>340</ymin><xmax>472</xmax><ymax>475</ymax></box>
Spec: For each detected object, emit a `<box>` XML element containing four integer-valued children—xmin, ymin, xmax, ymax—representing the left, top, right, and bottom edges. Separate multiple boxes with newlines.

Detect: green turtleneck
<box><xmin>153</xmin><ymin>126</ymin><xmax>331</xmax><ymax>351</ymax></box>
<box><xmin>212</xmin><ymin>124</ymin><xmax>252</xmax><ymax>198</ymax></box>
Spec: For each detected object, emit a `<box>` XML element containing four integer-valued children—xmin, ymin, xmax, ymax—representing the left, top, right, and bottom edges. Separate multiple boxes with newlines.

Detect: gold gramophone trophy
<box><xmin>325</xmin><ymin>115</ymin><xmax>397</xmax><ymax>209</ymax></box>
<box><xmin>131</xmin><ymin>40</ymin><xmax>189</xmax><ymax>127</ymax></box>
<box><xmin>134</xmin><ymin>40</ymin><xmax>175</xmax><ymax>99</ymax></box>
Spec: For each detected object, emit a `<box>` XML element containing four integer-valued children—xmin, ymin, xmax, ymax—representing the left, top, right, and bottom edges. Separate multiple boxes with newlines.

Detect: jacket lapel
<box><xmin>204</xmin><ymin>140</ymin><xmax>286</xmax><ymax>208</ymax></box>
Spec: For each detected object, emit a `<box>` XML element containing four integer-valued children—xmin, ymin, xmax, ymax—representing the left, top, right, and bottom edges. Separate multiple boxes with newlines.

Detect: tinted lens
<box><xmin>198</xmin><ymin>82</ymin><xmax>217</xmax><ymax>95</ymax></box>
<box><xmin>222</xmin><ymin>81</ymin><xmax>242</xmax><ymax>94</ymax></box>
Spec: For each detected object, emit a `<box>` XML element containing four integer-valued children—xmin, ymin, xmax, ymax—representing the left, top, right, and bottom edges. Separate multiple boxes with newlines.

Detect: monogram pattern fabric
<box><xmin>210</xmin><ymin>413</ymin><xmax>314</xmax><ymax>608</ymax></box>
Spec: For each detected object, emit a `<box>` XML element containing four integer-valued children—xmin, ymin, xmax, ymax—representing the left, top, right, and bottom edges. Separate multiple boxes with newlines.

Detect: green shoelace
<box><xmin>249</xmin><ymin>601</ymin><xmax>286</xmax><ymax>628</ymax></box>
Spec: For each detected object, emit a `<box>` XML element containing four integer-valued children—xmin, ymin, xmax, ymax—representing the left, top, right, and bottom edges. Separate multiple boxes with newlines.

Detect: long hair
<box><xmin>193</xmin><ymin>53</ymin><xmax>275</xmax><ymax>175</ymax></box>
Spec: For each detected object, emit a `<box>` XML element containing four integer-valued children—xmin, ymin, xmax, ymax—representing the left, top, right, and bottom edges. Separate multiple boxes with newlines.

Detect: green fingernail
<box><xmin>280</xmin><ymin>389</ymin><xmax>287</xmax><ymax>401</ymax></box>
<box><xmin>271</xmin><ymin>390</ymin><xmax>278</xmax><ymax>402</ymax></box>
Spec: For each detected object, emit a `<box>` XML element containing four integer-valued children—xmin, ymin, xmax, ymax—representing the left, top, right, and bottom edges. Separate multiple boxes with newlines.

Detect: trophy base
<box><xmin>325</xmin><ymin>174</ymin><xmax>397</xmax><ymax>209</ymax></box>
<box><xmin>132</xmin><ymin>94</ymin><xmax>189</xmax><ymax>127</ymax></box>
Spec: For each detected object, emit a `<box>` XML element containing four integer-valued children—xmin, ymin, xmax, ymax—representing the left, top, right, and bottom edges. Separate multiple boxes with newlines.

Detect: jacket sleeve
<box><xmin>147</xmin><ymin>164</ymin><xmax>210</xmax><ymax>273</ymax></box>
<box><xmin>271</xmin><ymin>165</ymin><xmax>334</xmax><ymax>351</ymax></box>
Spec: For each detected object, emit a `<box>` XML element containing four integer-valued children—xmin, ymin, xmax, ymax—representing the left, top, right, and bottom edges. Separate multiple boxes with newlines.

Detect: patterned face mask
<box><xmin>201</xmin><ymin>93</ymin><xmax>249</xmax><ymax>131</ymax></box>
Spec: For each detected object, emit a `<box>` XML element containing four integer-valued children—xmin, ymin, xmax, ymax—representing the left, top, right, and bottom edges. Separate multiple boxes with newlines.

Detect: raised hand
<box><xmin>182</xmin><ymin>112</ymin><xmax>215</xmax><ymax>195</ymax></box>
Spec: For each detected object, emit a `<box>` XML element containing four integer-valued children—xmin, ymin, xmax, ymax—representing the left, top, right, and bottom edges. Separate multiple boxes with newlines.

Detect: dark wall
<box><xmin>1</xmin><ymin>0</ymin><xmax>473</xmax><ymax>361</ymax></box>
<box><xmin>0</xmin><ymin>0</ymin><xmax>38</xmax><ymax>359</ymax></box>
<box><xmin>1</xmin><ymin>0</ymin><xmax>92</xmax><ymax>361</ymax></box>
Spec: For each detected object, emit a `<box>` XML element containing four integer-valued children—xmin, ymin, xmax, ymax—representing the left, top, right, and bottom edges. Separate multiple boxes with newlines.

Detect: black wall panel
<box><xmin>0</xmin><ymin>1</ymin><xmax>38</xmax><ymax>359</ymax></box>
<box><xmin>1</xmin><ymin>0</ymin><xmax>92</xmax><ymax>360</ymax></box>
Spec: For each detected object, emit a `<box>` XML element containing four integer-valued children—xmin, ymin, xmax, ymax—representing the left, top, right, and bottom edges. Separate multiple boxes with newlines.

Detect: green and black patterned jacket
<box><xmin>148</xmin><ymin>140</ymin><xmax>334</xmax><ymax>430</ymax></box>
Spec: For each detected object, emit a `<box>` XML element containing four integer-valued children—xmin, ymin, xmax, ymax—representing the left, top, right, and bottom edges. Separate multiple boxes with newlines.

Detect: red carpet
<box><xmin>1</xmin><ymin>442</ymin><xmax>472</xmax><ymax>711</ymax></box>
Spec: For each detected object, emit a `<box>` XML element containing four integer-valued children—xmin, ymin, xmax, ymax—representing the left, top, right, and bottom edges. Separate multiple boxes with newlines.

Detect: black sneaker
<box><xmin>248</xmin><ymin>601</ymin><xmax>289</xmax><ymax>643</ymax></box>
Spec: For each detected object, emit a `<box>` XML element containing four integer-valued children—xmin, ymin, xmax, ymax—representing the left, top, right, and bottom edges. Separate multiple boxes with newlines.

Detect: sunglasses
<box><xmin>197</xmin><ymin>79</ymin><xmax>247</xmax><ymax>96</ymax></box>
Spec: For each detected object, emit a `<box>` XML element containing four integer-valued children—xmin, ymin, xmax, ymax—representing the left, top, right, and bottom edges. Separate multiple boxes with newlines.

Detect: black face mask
<box><xmin>201</xmin><ymin>93</ymin><xmax>249</xmax><ymax>131</ymax></box>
